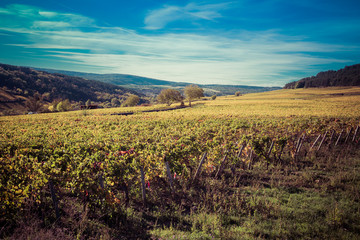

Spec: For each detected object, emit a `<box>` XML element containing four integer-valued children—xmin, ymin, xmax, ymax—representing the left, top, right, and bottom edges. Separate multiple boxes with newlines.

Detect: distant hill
<box><xmin>37</xmin><ymin>68</ymin><xmax>281</xmax><ymax>97</ymax></box>
<box><xmin>36</xmin><ymin>68</ymin><xmax>183</xmax><ymax>86</ymax></box>
<box><xmin>284</xmin><ymin>64</ymin><xmax>360</xmax><ymax>89</ymax></box>
<box><xmin>0</xmin><ymin>63</ymin><xmax>141</xmax><ymax>115</ymax></box>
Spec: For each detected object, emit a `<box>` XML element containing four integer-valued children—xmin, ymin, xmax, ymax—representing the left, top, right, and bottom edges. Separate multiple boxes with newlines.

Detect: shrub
<box><xmin>122</xmin><ymin>94</ymin><xmax>140</xmax><ymax>107</ymax></box>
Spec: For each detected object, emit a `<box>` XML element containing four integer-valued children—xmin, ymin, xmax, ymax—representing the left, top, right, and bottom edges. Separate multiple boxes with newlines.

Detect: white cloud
<box><xmin>32</xmin><ymin>21</ymin><xmax>72</xmax><ymax>29</ymax></box>
<box><xmin>0</xmin><ymin>8</ymin><xmax>11</xmax><ymax>15</ymax></box>
<box><xmin>144</xmin><ymin>6</ymin><xmax>182</xmax><ymax>30</ymax></box>
<box><xmin>184</xmin><ymin>2</ymin><xmax>226</xmax><ymax>20</ymax></box>
<box><xmin>0</xmin><ymin>4</ymin><xmax>355</xmax><ymax>86</ymax></box>
<box><xmin>0</xmin><ymin>4</ymin><xmax>94</xmax><ymax>28</ymax></box>
<box><xmin>144</xmin><ymin>2</ymin><xmax>230</xmax><ymax>30</ymax></box>
<box><xmin>38</xmin><ymin>11</ymin><xmax>59</xmax><ymax>18</ymax></box>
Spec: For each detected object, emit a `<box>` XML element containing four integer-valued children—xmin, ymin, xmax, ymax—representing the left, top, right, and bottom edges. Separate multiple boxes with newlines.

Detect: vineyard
<box><xmin>1</xmin><ymin>87</ymin><xmax>360</xmax><ymax>239</ymax></box>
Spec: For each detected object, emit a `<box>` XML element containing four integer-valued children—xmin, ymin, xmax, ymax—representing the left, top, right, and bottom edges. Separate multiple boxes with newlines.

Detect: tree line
<box><xmin>284</xmin><ymin>64</ymin><xmax>360</xmax><ymax>89</ymax></box>
<box><xmin>25</xmin><ymin>85</ymin><xmax>206</xmax><ymax>113</ymax></box>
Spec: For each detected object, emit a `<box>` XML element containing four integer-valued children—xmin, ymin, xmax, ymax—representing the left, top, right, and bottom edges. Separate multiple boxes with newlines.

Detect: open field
<box><xmin>1</xmin><ymin>87</ymin><xmax>360</xmax><ymax>239</ymax></box>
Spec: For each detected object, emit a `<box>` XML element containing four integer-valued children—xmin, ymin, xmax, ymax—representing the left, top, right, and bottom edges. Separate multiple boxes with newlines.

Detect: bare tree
<box><xmin>25</xmin><ymin>92</ymin><xmax>44</xmax><ymax>112</ymax></box>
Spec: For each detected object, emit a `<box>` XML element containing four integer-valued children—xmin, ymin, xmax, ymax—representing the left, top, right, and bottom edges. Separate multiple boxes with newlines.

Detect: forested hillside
<box><xmin>0</xmin><ymin>63</ymin><xmax>142</xmax><ymax>114</ymax></box>
<box><xmin>284</xmin><ymin>64</ymin><xmax>360</xmax><ymax>89</ymax></box>
<box><xmin>0</xmin><ymin>63</ymin><xmax>140</xmax><ymax>101</ymax></box>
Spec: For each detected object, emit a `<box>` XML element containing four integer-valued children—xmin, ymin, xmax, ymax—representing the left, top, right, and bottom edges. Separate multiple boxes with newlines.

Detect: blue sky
<box><xmin>0</xmin><ymin>0</ymin><xmax>359</xmax><ymax>86</ymax></box>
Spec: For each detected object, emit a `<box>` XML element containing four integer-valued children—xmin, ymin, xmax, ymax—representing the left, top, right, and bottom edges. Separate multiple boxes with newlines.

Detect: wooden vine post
<box><xmin>49</xmin><ymin>180</ymin><xmax>60</xmax><ymax>219</ymax></box>
<box><xmin>317</xmin><ymin>131</ymin><xmax>327</xmax><ymax>151</ymax></box>
<box><xmin>266</xmin><ymin>140</ymin><xmax>274</xmax><ymax>169</ymax></box>
<box><xmin>296</xmin><ymin>136</ymin><xmax>303</xmax><ymax>153</ymax></box>
<box><xmin>237</xmin><ymin>145</ymin><xmax>245</xmax><ymax>158</ymax></box>
<box><xmin>353</xmin><ymin>126</ymin><xmax>359</xmax><ymax>142</ymax></box>
<box><xmin>193</xmin><ymin>152</ymin><xmax>207</xmax><ymax>182</ymax></box>
<box><xmin>329</xmin><ymin>130</ymin><xmax>335</xmax><ymax>142</ymax></box>
<box><xmin>267</xmin><ymin>141</ymin><xmax>274</xmax><ymax>157</ymax></box>
<box><xmin>237</xmin><ymin>144</ymin><xmax>246</xmax><ymax>169</ymax></box>
<box><xmin>345</xmin><ymin>128</ymin><xmax>352</xmax><ymax>143</ymax></box>
<box><xmin>140</xmin><ymin>167</ymin><xmax>146</xmax><ymax>204</ymax></box>
<box><xmin>247</xmin><ymin>150</ymin><xmax>254</xmax><ymax>170</ymax></box>
<box><xmin>335</xmin><ymin>130</ymin><xmax>344</xmax><ymax>146</ymax></box>
<box><xmin>215</xmin><ymin>150</ymin><xmax>229</xmax><ymax>178</ymax></box>
<box><xmin>165</xmin><ymin>161</ymin><xmax>174</xmax><ymax>191</ymax></box>
<box><xmin>310</xmin><ymin>134</ymin><xmax>321</xmax><ymax>150</ymax></box>
<box><xmin>294</xmin><ymin>135</ymin><xmax>304</xmax><ymax>164</ymax></box>
<box><xmin>295</xmin><ymin>135</ymin><xmax>304</xmax><ymax>153</ymax></box>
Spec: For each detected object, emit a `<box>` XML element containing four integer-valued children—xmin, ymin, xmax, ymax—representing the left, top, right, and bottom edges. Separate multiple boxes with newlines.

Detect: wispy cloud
<box><xmin>0</xmin><ymin>4</ymin><xmax>355</xmax><ymax>86</ymax></box>
<box><xmin>144</xmin><ymin>2</ymin><xmax>231</xmax><ymax>30</ymax></box>
<box><xmin>0</xmin><ymin>4</ymin><xmax>94</xmax><ymax>29</ymax></box>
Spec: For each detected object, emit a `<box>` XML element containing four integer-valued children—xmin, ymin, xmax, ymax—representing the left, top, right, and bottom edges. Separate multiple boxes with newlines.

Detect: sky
<box><xmin>0</xmin><ymin>0</ymin><xmax>359</xmax><ymax>86</ymax></box>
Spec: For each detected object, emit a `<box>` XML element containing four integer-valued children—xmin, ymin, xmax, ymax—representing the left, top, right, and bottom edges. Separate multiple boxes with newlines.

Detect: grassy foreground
<box><xmin>1</xmin><ymin>87</ymin><xmax>360</xmax><ymax>239</ymax></box>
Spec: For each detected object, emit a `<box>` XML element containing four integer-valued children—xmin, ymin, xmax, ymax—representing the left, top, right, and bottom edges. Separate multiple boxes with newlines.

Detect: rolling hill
<box><xmin>0</xmin><ymin>63</ymin><xmax>141</xmax><ymax>115</ymax></box>
<box><xmin>36</xmin><ymin>68</ymin><xmax>281</xmax><ymax>97</ymax></box>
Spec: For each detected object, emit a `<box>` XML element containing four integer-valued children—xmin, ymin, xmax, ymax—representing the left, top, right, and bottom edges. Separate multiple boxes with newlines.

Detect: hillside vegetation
<box><xmin>1</xmin><ymin>87</ymin><xmax>360</xmax><ymax>239</ymax></box>
<box><xmin>0</xmin><ymin>63</ymin><xmax>141</xmax><ymax>115</ymax></box>
<box><xmin>284</xmin><ymin>64</ymin><xmax>360</xmax><ymax>89</ymax></box>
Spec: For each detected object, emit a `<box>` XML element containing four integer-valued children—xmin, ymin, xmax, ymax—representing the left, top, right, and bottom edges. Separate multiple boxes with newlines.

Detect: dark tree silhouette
<box><xmin>25</xmin><ymin>92</ymin><xmax>44</xmax><ymax>112</ymax></box>
<box><xmin>284</xmin><ymin>64</ymin><xmax>360</xmax><ymax>89</ymax></box>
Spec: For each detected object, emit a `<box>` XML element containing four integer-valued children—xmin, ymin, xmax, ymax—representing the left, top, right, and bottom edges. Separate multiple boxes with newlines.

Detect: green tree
<box><xmin>56</xmin><ymin>99</ymin><xmax>72</xmax><ymax>112</ymax></box>
<box><xmin>48</xmin><ymin>99</ymin><xmax>61</xmax><ymax>112</ymax></box>
<box><xmin>56</xmin><ymin>101</ymin><xmax>64</xmax><ymax>112</ymax></box>
<box><xmin>157</xmin><ymin>89</ymin><xmax>184</xmax><ymax>106</ymax></box>
<box><xmin>122</xmin><ymin>94</ymin><xmax>140</xmax><ymax>107</ymax></box>
<box><xmin>111</xmin><ymin>98</ymin><xmax>121</xmax><ymax>107</ymax></box>
<box><xmin>184</xmin><ymin>85</ymin><xmax>204</xmax><ymax>107</ymax></box>
<box><xmin>85</xmin><ymin>99</ymin><xmax>92</xmax><ymax>107</ymax></box>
